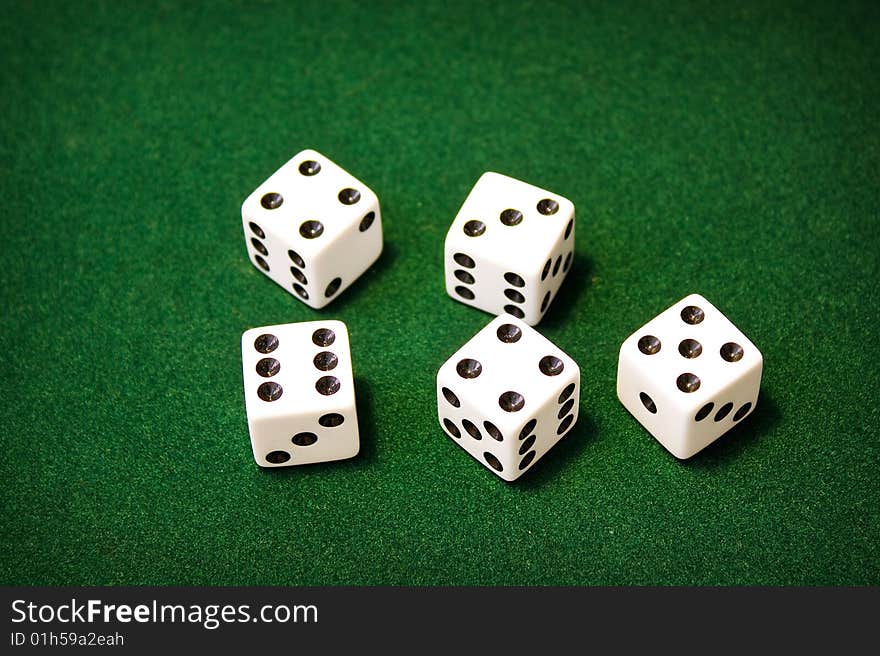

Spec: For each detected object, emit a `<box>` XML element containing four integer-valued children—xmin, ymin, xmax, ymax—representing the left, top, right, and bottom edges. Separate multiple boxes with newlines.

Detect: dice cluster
<box><xmin>239</xmin><ymin>149</ymin><xmax>763</xmax><ymax>478</ymax></box>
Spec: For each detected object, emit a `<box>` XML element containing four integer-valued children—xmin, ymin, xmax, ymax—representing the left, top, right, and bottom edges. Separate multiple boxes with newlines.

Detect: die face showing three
<box><xmin>444</xmin><ymin>172</ymin><xmax>576</xmax><ymax>326</ymax></box>
<box><xmin>617</xmin><ymin>294</ymin><xmax>763</xmax><ymax>459</ymax></box>
<box><xmin>437</xmin><ymin>314</ymin><xmax>580</xmax><ymax>481</ymax></box>
<box><xmin>241</xmin><ymin>320</ymin><xmax>359</xmax><ymax>467</ymax></box>
<box><xmin>241</xmin><ymin>149</ymin><xmax>383</xmax><ymax>309</ymax></box>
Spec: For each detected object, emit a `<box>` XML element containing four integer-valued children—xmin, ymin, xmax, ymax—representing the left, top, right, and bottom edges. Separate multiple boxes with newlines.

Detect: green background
<box><xmin>1</xmin><ymin>0</ymin><xmax>878</xmax><ymax>585</ymax></box>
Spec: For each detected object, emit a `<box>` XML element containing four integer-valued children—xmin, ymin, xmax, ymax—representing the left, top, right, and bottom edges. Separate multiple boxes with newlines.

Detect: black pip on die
<box><xmin>242</xmin><ymin>149</ymin><xmax>382</xmax><ymax>308</ymax></box>
<box><xmin>241</xmin><ymin>320</ymin><xmax>359</xmax><ymax>467</ymax></box>
<box><xmin>437</xmin><ymin>314</ymin><xmax>580</xmax><ymax>481</ymax></box>
<box><xmin>444</xmin><ymin>172</ymin><xmax>575</xmax><ymax>325</ymax></box>
<box><xmin>616</xmin><ymin>294</ymin><xmax>763</xmax><ymax>459</ymax></box>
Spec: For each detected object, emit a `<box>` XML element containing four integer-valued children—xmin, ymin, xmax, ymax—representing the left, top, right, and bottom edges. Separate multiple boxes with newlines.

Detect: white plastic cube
<box><xmin>436</xmin><ymin>314</ymin><xmax>580</xmax><ymax>481</ymax></box>
<box><xmin>241</xmin><ymin>149</ymin><xmax>382</xmax><ymax>309</ymax></box>
<box><xmin>241</xmin><ymin>320</ymin><xmax>359</xmax><ymax>467</ymax></box>
<box><xmin>617</xmin><ymin>294</ymin><xmax>763</xmax><ymax>459</ymax></box>
<box><xmin>444</xmin><ymin>172</ymin><xmax>576</xmax><ymax>326</ymax></box>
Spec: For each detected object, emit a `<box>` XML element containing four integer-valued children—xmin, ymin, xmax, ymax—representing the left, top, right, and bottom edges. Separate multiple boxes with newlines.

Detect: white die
<box><xmin>241</xmin><ymin>149</ymin><xmax>383</xmax><ymax>309</ymax></box>
<box><xmin>616</xmin><ymin>294</ymin><xmax>763</xmax><ymax>459</ymax></box>
<box><xmin>241</xmin><ymin>320</ymin><xmax>359</xmax><ymax>467</ymax></box>
<box><xmin>443</xmin><ymin>172</ymin><xmax>576</xmax><ymax>326</ymax></box>
<box><xmin>436</xmin><ymin>314</ymin><xmax>580</xmax><ymax>481</ymax></box>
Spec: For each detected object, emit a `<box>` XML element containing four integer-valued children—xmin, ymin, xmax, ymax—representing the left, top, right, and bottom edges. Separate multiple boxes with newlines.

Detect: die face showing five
<box><xmin>241</xmin><ymin>149</ymin><xmax>383</xmax><ymax>309</ymax></box>
<box><xmin>617</xmin><ymin>294</ymin><xmax>763</xmax><ymax>459</ymax></box>
<box><xmin>241</xmin><ymin>320</ymin><xmax>359</xmax><ymax>467</ymax></box>
<box><xmin>444</xmin><ymin>172</ymin><xmax>576</xmax><ymax>326</ymax></box>
<box><xmin>437</xmin><ymin>314</ymin><xmax>580</xmax><ymax>481</ymax></box>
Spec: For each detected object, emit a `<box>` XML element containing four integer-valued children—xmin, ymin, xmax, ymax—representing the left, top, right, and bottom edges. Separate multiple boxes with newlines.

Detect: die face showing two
<box><xmin>241</xmin><ymin>320</ymin><xmax>359</xmax><ymax>467</ymax></box>
<box><xmin>437</xmin><ymin>314</ymin><xmax>580</xmax><ymax>481</ymax></box>
<box><xmin>241</xmin><ymin>149</ymin><xmax>383</xmax><ymax>309</ymax></box>
<box><xmin>617</xmin><ymin>294</ymin><xmax>763</xmax><ymax>459</ymax></box>
<box><xmin>444</xmin><ymin>172</ymin><xmax>576</xmax><ymax>326</ymax></box>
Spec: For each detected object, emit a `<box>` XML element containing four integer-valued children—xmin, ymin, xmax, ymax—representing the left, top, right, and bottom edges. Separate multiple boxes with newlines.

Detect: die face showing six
<box><xmin>241</xmin><ymin>149</ymin><xmax>383</xmax><ymax>309</ymax></box>
<box><xmin>241</xmin><ymin>320</ymin><xmax>359</xmax><ymax>467</ymax></box>
<box><xmin>617</xmin><ymin>294</ymin><xmax>763</xmax><ymax>459</ymax></box>
<box><xmin>437</xmin><ymin>314</ymin><xmax>580</xmax><ymax>481</ymax></box>
<box><xmin>444</xmin><ymin>172</ymin><xmax>576</xmax><ymax>326</ymax></box>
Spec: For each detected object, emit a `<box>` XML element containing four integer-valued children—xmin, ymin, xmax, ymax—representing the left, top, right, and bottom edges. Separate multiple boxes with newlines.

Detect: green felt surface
<box><xmin>1</xmin><ymin>0</ymin><xmax>878</xmax><ymax>586</ymax></box>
